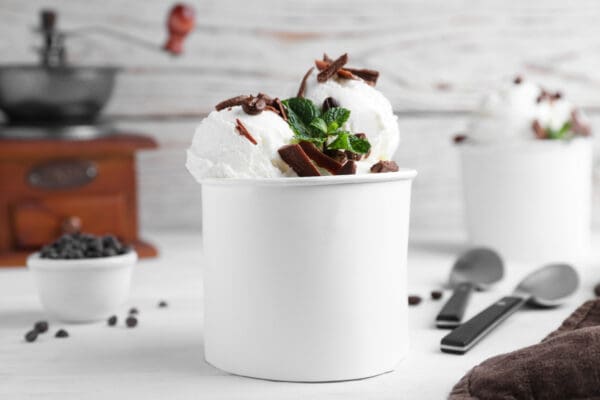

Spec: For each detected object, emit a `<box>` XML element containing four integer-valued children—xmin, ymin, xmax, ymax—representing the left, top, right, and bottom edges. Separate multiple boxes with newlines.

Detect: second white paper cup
<box><xmin>201</xmin><ymin>170</ymin><xmax>416</xmax><ymax>382</ymax></box>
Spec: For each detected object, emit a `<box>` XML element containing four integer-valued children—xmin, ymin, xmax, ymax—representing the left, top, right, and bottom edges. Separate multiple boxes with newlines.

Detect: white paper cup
<box><xmin>460</xmin><ymin>138</ymin><xmax>592</xmax><ymax>264</ymax></box>
<box><xmin>201</xmin><ymin>170</ymin><xmax>416</xmax><ymax>382</ymax></box>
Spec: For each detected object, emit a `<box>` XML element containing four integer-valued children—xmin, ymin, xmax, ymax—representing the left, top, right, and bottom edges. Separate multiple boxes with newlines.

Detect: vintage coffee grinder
<box><xmin>0</xmin><ymin>5</ymin><xmax>195</xmax><ymax>266</ymax></box>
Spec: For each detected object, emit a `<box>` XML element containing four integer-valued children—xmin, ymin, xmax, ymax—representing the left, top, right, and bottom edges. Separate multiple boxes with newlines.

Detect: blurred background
<box><xmin>1</xmin><ymin>0</ymin><xmax>599</xmax><ymax>235</ymax></box>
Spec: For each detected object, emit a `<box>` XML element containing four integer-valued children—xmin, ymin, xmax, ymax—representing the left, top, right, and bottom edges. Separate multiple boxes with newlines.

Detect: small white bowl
<box><xmin>27</xmin><ymin>251</ymin><xmax>137</xmax><ymax>323</ymax></box>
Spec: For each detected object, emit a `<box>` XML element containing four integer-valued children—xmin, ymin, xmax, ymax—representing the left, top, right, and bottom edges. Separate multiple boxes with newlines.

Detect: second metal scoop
<box><xmin>441</xmin><ymin>263</ymin><xmax>580</xmax><ymax>354</ymax></box>
<box><xmin>436</xmin><ymin>248</ymin><xmax>504</xmax><ymax>328</ymax></box>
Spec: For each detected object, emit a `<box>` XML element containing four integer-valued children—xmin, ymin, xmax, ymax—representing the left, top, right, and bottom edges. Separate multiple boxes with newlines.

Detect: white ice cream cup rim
<box><xmin>200</xmin><ymin>169</ymin><xmax>417</xmax><ymax>187</ymax></box>
<box><xmin>27</xmin><ymin>250</ymin><xmax>138</xmax><ymax>270</ymax></box>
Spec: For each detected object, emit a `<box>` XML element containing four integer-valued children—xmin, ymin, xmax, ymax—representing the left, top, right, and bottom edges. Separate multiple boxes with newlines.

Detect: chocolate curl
<box><xmin>317</xmin><ymin>53</ymin><xmax>348</xmax><ymax>82</ymax></box>
<box><xmin>370</xmin><ymin>160</ymin><xmax>399</xmax><ymax>173</ymax></box>
<box><xmin>278</xmin><ymin>144</ymin><xmax>321</xmax><ymax>177</ymax></box>
<box><xmin>344</xmin><ymin>67</ymin><xmax>379</xmax><ymax>85</ymax></box>
<box><xmin>274</xmin><ymin>98</ymin><xmax>288</xmax><ymax>122</ymax></box>
<box><xmin>298</xmin><ymin>141</ymin><xmax>343</xmax><ymax>174</ymax></box>
<box><xmin>297</xmin><ymin>67</ymin><xmax>314</xmax><ymax>98</ymax></box>
<box><xmin>235</xmin><ymin>119</ymin><xmax>258</xmax><ymax>145</ymax></box>
<box><xmin>215</xmin><ymin>95</ymin><xmax>251</xmax><ymax>111</ymax></box>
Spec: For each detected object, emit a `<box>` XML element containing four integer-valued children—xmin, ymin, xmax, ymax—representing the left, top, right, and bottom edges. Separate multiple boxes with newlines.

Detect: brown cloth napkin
<box><xmin>449</xmin><ymin>299</ymin><xmax>600</xmax><ymax>400</ymax></box>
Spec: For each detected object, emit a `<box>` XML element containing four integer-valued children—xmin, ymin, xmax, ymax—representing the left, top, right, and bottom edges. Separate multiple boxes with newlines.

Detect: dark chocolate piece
<box><xmin>25</xmin><ymin>330</ymin><xmax>38</xmax><ymax>342</ymax></box>
<box><xmin>408</xmin><ymin>295</ymin><xmax>422</xmax><ymax>306</ymax></box>
<box><xmin>513</xmin><ymin>76</ymin><xmax>522</xmax><ymax>85</ymax></box>
<box><xmin>532</xmin><ymin>119</ymin><xmax>547</xmax><ymax>139</ymax></box>
<box><xmin>158</xmin><ymin>300</ymin><xmax>168</xmax><ymax>308</ymax></box>
<box><xmin>324</xmin><ymin>149</ymin><xmax>348</xmax><ymax>164</ymax></box>
<box><xmin>126</xmin><ymin>316</ymin><xmax>138</xmax><ymax>328</ymax></box>
<box><xmin>431</xmin><ymin>290</ymin><xmax>443</xmax><ymax>300</ymax></box>
<box><xmin>297</xmin><ymin>67</ymin><xmax>314</xmax><ymax>98</ymax></box>
<box><xmin>314</xmin><ymin>59</ymin><xmax>329</xmax><ymax>70</ymax></box>
<box><xmin>242</xmin><ymin>96</ymin><xmax>266</xmax><ymax>115</ymax></box>
<box><xmin>322</xmin><ymin>97</ymin><xmax>340</xmax><ymax>113</ymax></box>
<box><xmin>594</xmin><ymin>284</ymin><xmax>600</xmax><ymax>297</ymax></box>
<box><xmin>55</xmin><ymin>329</ymin><xmax>69</xmax><ymax>338</ymax></box>
<box><xmin>273</xmin><ymin>98</ymin><xmax>288</xmax><ymax>122</ymax></box>
<box><xmin>337</xmin><ymin>160</ymin><xmax>356</xmax><ymax>175</ymax></box>
<box><xmin>107</xmin><ymin>315</ymin><xmax>118</xmax><ymax>326</ymax></box>
<box><xmin>453</xmin><ymin>134</ymin><xmax>468</xmax><ymax>144</ymax></box>
<box><xmin>298</xmin><ymin>141</ymin><xmax>343</xmax><ymax>174</ymax></box>
<box><xmin>34</xmin><ymin>321</ymin><xmax>49</xmax><ymax>333</ymax></box>
<box><xmin>129</xmin><ymin>308</ymin><xmax>139</xmax><ymax>315</ymax></box>
<box><xmin>370</xmin><ymin>160</ymin><xmax>399</xmax><ymax>173</ymax></box>
<box><xmin>235</xmin><ymin>119</ymin><xmax>258</xmax><ymax>145</ymax></box>
<box><xmin>317</xmin><ymin>53</ymin><xmax>348</xmax><ymax>83</ymax></box>
<box><xmin>278</xmin><ymin>144</ymin><xmax>321</xmax><ymax>177</ymax></box>
<box><xmin>215</xmin><ymin>95</ymin><xmax>250</xmax><ymax>111</ymax></box>
<box><xmin>344</xmin><ymin>67</ymin><xmax>379</xmax><ymax>85</ymax></box>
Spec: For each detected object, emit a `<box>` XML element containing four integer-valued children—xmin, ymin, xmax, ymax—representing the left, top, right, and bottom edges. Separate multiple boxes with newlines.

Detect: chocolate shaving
<box><xmin>453</xmin><ymin>134</ymin><xmax>468</xmax><ymax>144</ymax></box>
<box><xmin>317</xmin><ymin>53</ymin><xmax>348</xmax><ymax>83</ymax></box>
<box><xmin>323</xmin><ymin>53</ymin><xmax>333</xmax><ymax>63</ymax></box>
<box><xmin>337</xmin><ymin>69</ymin><xmax>358</xmax><ymax>80</ymax></box>
<box><xmin>315</xmin><ymin>59</ymin><xmax>329</xmax><ymax>71</ymax></box>
<box><xmin>235</xmin><ymin>119</ymin><xmax>258</xmax><ymax>145</ymax></box>
<box><xmin>273</xmin><ymin>98</ymin><xmax>288</xmax><ymax>122</ymax></box>
<box><xmin>298</xmin><ymin>141</ymin><xmax>343</xmax><ymax>174</ymax></box>
<box><xmin>278</xmin><ymin>144</ymin><xmax>321</xmax><ymax>177</ymax></box>
<box><xmin>297</xmin><ymin>67</ymin><xmax>314</xmax><ymax>98</ymax></box>
<box><xmin>344</xmin><ymin>68</ymin><xmax>379</xmax><ymax>85</ymax></box>
<box><xmin>370</xmin><ymin>160</ymin><xmax>399</xmax><ymax>173</ymax></box>
<box><xmin>215</xmin><ymin>95</ymin><xmax>251</xmax><ymax>111</ymax></box>
<box><xmin>532</xmin><ymin>119</ymin><xmax>547</xmax><ymax>139</ymax></box>
<box><xmin>571</xmin><ymin>110</ymin><xmax>591</xmax><ymax>136</ymax></box>
<box><xmin>264</xmin><ymin>105</ymin><xmax>279</xmax><ymax>113</ymax></box>
<box><xmin>514</xmin><ymin>76</ymin><xmax>522</xmax><ymax>85</ymax></box>
<box><xmin>324</xmin><ymin>149</ymin><xmax>348</xmax><ymax>165</ymax></box>
<box><xmin>337</xmin><ymin>160</ymin><xmax>356</xmax><ymax>175</ymax></box>
<box><xmin>322</xmin><ymin>97</ymin><xmax>340</xmax><ymax>113</ymax></box>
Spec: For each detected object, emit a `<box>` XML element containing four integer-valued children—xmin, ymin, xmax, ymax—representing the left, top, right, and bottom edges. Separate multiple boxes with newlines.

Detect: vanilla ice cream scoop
<box><xmin>468</xmin><ymin>78</ymin><xmax>590</xmax><ymax>144</ymax></box>
<box><xmin>302</xmin><ymin>70</ymin><xmax>400</xmax><ymax>167</ymax></box>
<box><xmin>186</xmin><ymin>107</ymin><xmax>294</xmax><ymax>180</ymax></box>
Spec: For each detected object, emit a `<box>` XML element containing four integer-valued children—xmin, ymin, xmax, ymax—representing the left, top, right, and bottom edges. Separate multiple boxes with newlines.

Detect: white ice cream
<box><xmin>186</xmin><ymin>107</ymin><xmax>294</xmax><ymax>180</ymax></box>
<box><xmin>302</xmin><ymin>71</ymin><xmax>400</xmax><ymax>170</ymax></box>
<box><xmin>468</xmin><ymin>79</ymin><xmax>582</xmax><ymax>144</ymax></box>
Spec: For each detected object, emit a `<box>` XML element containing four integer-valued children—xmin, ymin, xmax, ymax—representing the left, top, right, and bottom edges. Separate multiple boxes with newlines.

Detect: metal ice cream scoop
<box><xmin>441</xmin><ymin>263</ymin><xmax>579</xmax><ymax>354</ymax></box>
<box><xmin>436</xmin><ymin>247</ymin><xmax>504</xmax><ymax>328</ymax></box>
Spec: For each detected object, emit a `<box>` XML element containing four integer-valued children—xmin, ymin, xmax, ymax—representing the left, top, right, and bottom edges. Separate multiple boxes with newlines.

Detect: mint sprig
<box><xmin>282</xmin><ymin>97</ymin><xmax>371</xmax><ymax>155</ymax></box>
<box><xmin>546</xmin><ymin>121</ymin><xmax>572</xmax><ymax>140</ymax></box>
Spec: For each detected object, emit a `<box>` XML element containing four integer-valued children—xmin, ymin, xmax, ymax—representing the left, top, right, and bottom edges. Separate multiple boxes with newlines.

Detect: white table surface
<box><xmin>1</xmin><ymin>231</ymin><xmax>599</xmax><ymax>400</ymax></box>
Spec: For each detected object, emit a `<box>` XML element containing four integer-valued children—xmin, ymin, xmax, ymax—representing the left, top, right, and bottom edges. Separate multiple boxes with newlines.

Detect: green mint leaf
<box><xmin>323</xmin><ymin>107</ymin><xmax>350</xmax><ymax>127</ymax></box>
<box><xmin>327</xmin><ymin>133</ymin><xmax>351</xmax><ymax>151</ymax></box>
<box><xmin>283</xmin><ymin>104</ymin><xmax>311</xmax><ymax>138</ymax></box>
<box><xmin>285</xmin><ymin>97</ymin><xmax>320</xmax><ymax>124</ymax></box>
<box><xmin>327</xmin><ymin>121</ymin><xmax>339</xmax><ymax>133</ymax></box>
<box><xmin>309</xmin><ymin>118</ymin><xmax>328</xmax><ymax>134</ymax></box>
<box><xmin>348</xmin><ymin>134</ymin><xmax>371</xmax><ymax>154</ymax></box>
<box><xmin>546</xmin><ymin>121</ymin><xmax>572</xmax><ymax>140</ymax></box>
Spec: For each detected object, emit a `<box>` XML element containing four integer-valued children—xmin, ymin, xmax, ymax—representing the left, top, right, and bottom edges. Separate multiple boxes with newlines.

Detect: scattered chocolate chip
<box><xmin>322</xmin><ymin>97</ymin><xmax>340</xmax><ymax>113</ymax></box>
<box><xmin>126</xmin><ymin>316</ymin><xmax>138</xmax><ymax>328</ymax></box>
<box><xmin>298</xmin><ymin>141</ymin><xmax>343</xmax><ymax>174</ymax></box>
<box><xmin>317</xmin><ymin>53</ymin><xmax>348</xmax><ymax>83</ymax></box>
<box><xmin>552</xmin><ymin>91</ymin><xmax>562</xmax><ymax>100</ymax></box>
<box><xmin>278</xmin><ymin>144</ymin><xmax>321</xmax><ymax>177</ymax></box>
<box><xmin>129</xmin><ymin>308</ymin><xmax>139</xmax><ymax>315</ymax></box>
<box><xmin>55</xmin><ymin>329</ymin><xmax>69</xmax><ymax>338</ymax></box>
<box><xmin>453</xmin><ymin>134</ymin><xmax>468</xmax><ymax>144</ymax></box>
<box><xmin>571</xmin><ymin>110</ymin><xmax>591</xmax><ymax>136</ymax></box>
<box><xmin>242</xmin><ymin>96</ymin><xmax>267</xmax><ymax>115</ymax></box>
<box><xmin>370</xmin><ymin>160</ymin><xmax>399</xmax><ymax>173</ymax></box>
<box><xmin>273</xmin><ymin>98</ymin><xmax>288</xmax><ymax>122</ymax></box>
<box><xmin>513</xmin><ymin>76</ymin><xmax>522</xmax><ymax>85</ymax></box>
<box><xmin>408</xmin><ymin>295</ymin><xmax>422</xmax><ymax>306</ymax></box>
<box><xmin>315</xmin><ymin>56</ymin><xmax>379</xmax><ymax>86</ymax></box>
<box><xmin>215</xmin><ymin>95</ymin><xmax>251</xmax><ymax>111</ymax></box>
<box><xmin>532</xmin><ymin>119</ymin><xmax>547</xmax><ymax>139</ymax></box>
<box><xmin>108</xmin><ymin>315</ymin><xmax>118</xmax><ymax>326</ymax></box>
<box><xmin>235</xmin><ymin>119</ymin><xmax>258</xmax><ymax>145</ymax></box>
<box><xmin>431</xmin><ymin>291</ymin><xmax>443</xmax><ymax>300</ymax></box>
<box><xmin>337</xmin><ymin>160</ymin><xmax>357</xmax><ymax>175</ymax></box>
<box><xmin>25</xmin><ymin>330</ymin><xmax>38</xmax><ymax>342</ymax></box>
<box><xmin>297</xmin><ymin>67</ymin><xmax>314</xmax><ymax>98</ymax></box>
<box><xmin>34</xmin><ymin>321</ymin><xmax>49</xmax><ymax>333</ymax></box>
<box><xmin>158</xmin><ymin>300</ymin><xmax>168</xmax><ymax>308</ymax></box>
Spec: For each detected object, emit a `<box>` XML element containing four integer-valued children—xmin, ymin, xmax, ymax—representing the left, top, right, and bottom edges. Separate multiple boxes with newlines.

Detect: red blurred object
<box><xmin>164</xmin><ymin>3</ymin><xmax>195</xmax><ymax>55</ymax></box>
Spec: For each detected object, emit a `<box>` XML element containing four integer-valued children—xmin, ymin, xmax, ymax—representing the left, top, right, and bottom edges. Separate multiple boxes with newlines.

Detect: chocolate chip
<box><xmin>408</xmin><ymin>295</ymin><xmax>422</xmax><ymax>306</ymax></box>
<box><xmin>34</xmin><ymin>321</ymin><xmax>49</xmax><ymax>333</ymax></box>
<box><xmin>25</xmin><ymin>330</ymin><xmax>38</xmax><ymax>342</ymax></box>
<box><xmin>322</xmin><ymin>97</ymin><xmax>340</xmax><ymax>113</ymax></box>
<box><xmin>594</xmin><ymin>283</ymin><xmax>600</xmax><ymax>297</ymax></box>
<box><xmin>324</xmin><ymin>149</ymin><xmax>348</xmax><ymax>164</ymax></box>
<box><xmin>337</xmin><ymin>160</ymin><xmax>357</xmax><ymax>175</ymax></box>
<box><xmin>55</xmin><ymin>329</ymin><xmax>69</xmax><ymax>338</ymax></box>
<box><xmin>107</xmin><ymin>315</ymin><xmax>118</xmax><ymax>326</ymax></box>
<box><xmin>158</xmin><ymin>300</ymin><xmax>168</xmax><ymax>308</ymax></box>
<box><xmin>126</xmin><ymin>316</ymin><xmax>138</xmax><ymax>328</ymax></box>
<box><xmin>345</xmin><ymin>151</ymin><xmax>362</xmax><ymax>161</ymax></box>
<box><xmin>129</xmin><ymin>308</ymin><xmax>139</xmax><ymax>315</ymax></box>
<box><xmin>431</xmin><ymin>290</ymin><xmax>443</xmax><ymax>300</ymax></box>
<box><xmin>370</xmin><ymin>160</ymin><xmax>399</xmax><ymax>173</ymax></box>
<box><xmin>513</xmin><ymin>76</ymin><xmax>522</xmax><ymax>85</ymax></box>
<box><xmin>242</xmin><ymin>96</ymin><xmax>266</xmax><ymax>115</ymax></box>
<box><xmin>278</xmin><ymin>144</ymin><xmax>321</xmax><ymax>177</ymax></box>
<box><xmin>453</xmin><ymin>134</ymin><xmax>468</xmax><ymax>144</ymax></box>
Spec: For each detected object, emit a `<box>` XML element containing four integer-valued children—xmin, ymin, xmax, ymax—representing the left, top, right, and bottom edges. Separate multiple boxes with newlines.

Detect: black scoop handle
<box><xmin>440</xmin><ymin>295</ymin><xmax>526</xmax><ymax>354</ymax></box>
<box><xmin>436</xmin><ymin>281</ymin><xmax>474</xmax><ymax>328</ymax></box>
